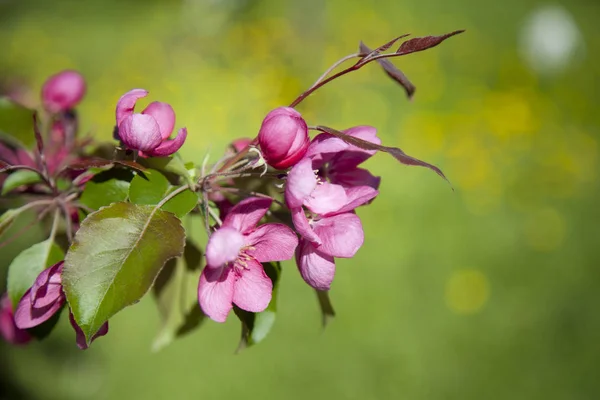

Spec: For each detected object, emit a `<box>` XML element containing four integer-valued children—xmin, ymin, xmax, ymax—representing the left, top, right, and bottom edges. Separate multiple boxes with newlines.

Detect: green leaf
<box><xmin>2</xmin><ymin>170</ymin><xmax>42</xmax><ymax>194</ymax></box>
<box><xmin>0</xmin><ymin>204</ymin><xmax>32</xmax><ymax>236</ymax></box>
<box><xmin>7</xmin><ymin>239</ymin><xmax>65</xmax><ymax>308</ymax></box>
<box><xmin>0</xmin><ymin>97</ymin><xmax>34</xmax><ymax>144</ymax></box>
<box><xmin>152</xmin><ymin>240</ymin><xmax>204</xmax><ymax>352</ymax></box>
<box><xmin>316</xmin><ymin>290</ymin><xmax>336</xmax><ymax>327</ymax></box>
<box><xmin>162</xmin><ymin>188</ymin><xmax>198</xmax><ymax>218</ymax></box>
<box><xmin>63</xmin><ymin>202</ymin><xmax>185</xmax><ymax>344</ymax></box>
<box><xmin>129</xmin><ymin>170</ymin><xmax>170</xmax><ymax>205</ymax></box>
<box><xmin>233</xmin><ymin>261</ymin><xmax>281</xmax><ymax>352</ymax></box>
<box><xmin>141</xmin><ymin>156</ymin><xmax>196</xmax><ymax>187</ymax></box>
<box><xmin>79</xmin><ymin>178</ymin><xmax>130</xmax><ymax>210</ymax></box>
<box><xmin>129</xmin><ymin>169</ymin><xmax>198</xmax><ymax>218</ymax></box>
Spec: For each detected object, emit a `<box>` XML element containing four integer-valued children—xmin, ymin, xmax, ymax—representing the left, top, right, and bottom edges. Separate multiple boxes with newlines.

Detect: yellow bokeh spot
<box><xmin>445</xmin><ymin>269</ymin><xmax>490</xmax><ymax>315</ymax></box>
<box><xmin>523</xmin><ymin>207</ymin><xmax>566</xmax><ymax>252</ymax></box>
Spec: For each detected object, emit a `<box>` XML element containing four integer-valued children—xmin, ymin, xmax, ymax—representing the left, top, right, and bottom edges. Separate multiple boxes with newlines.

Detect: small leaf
<box><xmin>80</xmin><ymin>178</ymin><xmax>130</xmax><ymax>210</ymax></box>
<box><xmin>63</xmin><ymin>202</ymin><xmax>185</xmax><ymax>344</ymax></box>
<box><xmin>129</xmin><ymin>169</ymin><xmax>170</xmax><ymax>205</ymax></box>
<box><xmin>234</xmin><ymin>261</ymin><xmax>281</xmax><ymax>352</ymax></box>
<box><xmin>357</xmin><ymin>34</ymin><xmax>411</xmax><ymax>60</ymax></box>
<box><xmin>0</xmin><ymin>204</ymin><xmax>32</xmax><ymax>236</ymax></box>
<box><xmin>0</xmin><ymin>97</ymin><xmax>34</xmax><ymax>145</ymax></box>
<box><xmin>316</xmin><ymin>125</ymin><xmax>451</xmax><ymax>186</ymax></box>
<box><xmin>359</xmin><ymin>42</ymin><xmax>416</xmax><ymax>98</ymax></box>
<box><xmin>396</xmin><ymin>30</ymin><xmax>465</xmax><ymax>55</ymax></box>
<box><xmin>141</xmin><ymin>156</ymin><xmax>196</xmax><ymax>187</ymax></box>
<box><xmin>162</xmin><ymin>188</ymin><xmax>199</xmax><ymax>218</ymax></box>
<box><xmin>152</xmin><ymin>240</ymin><xmax>204</xmax><ymax>352</ymax></box>
<box><xmin>7</xmin><ymin>239</ymin><xmax>65</xmax><ymax>308</ymax></box>
<box><xmin>130</xmin><ymin>169</ymin><xmax>198</xmax><ymax>218</ymax></box>
<box><xmin>32</xmin><ymin>113</ymin><xmax>44</xmax><ymax>156</ymax></box>
<box><xmin>2</xmin><ymin>169</ymin><xmax>42</xmax><ymax>194</ymax></box>
<box><xmin>316</xmin><ymin>290</ymin><xmax>335</xmax><ymax>327</ymax></box>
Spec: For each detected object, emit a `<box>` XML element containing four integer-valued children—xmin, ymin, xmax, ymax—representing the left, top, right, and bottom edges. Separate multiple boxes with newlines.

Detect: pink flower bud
<box><xmin>115</xmin><ymin>89</ymin><xmax>187</xmax><ymax>157</ymax></box>
<box><xmin>257</xmin><ymin>107</ymin><xmax>309</xmax><ymax>169</ymax></box>
<box><xmin>41</xmin><ymin>70</ymin><xmax>86</xmax><ymax>113</ymax></box>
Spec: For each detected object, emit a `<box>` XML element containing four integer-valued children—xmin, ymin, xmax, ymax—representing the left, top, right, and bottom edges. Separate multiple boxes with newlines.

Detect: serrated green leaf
<box><xmin>79</xmin><ymin>178</ymin><xmax>130</xmax><ymax>210</ymax></box>
<box><xmin>129</xmin><ymin>169</ymin><xmax>170</xmax><ymax>205</ymax></box>
<box><xmin>0</xmin><ymin>97</ymin><xmax>34</xmax><ymax>144</ymax></box>
<box><xmin>2</xmin><ymin>170</ymin><xmax>42</xmax><ymax>194</ymax></box>
<box><xmin>7</xmin><ymin>239</ymin><xmax>65</xmax><ymax>308</ymax></box>
<box><xmin>234</xmin><ymin>261</ymin><xmax>281</xmax><ymax>352</ymax></box>
<box><xmin>152</xmin><ymin>240</ymin><xmax>204</xmax><ymax>352</ymax></box>
<box><xmin>316</xmin><ymin>290</ymin><xmax>335</xmax><ymax>327</ymax></box>
<box><xmin>63</xmin><ymin>202</ymin><xmax>185</xmax><ymax>344</ymax></box>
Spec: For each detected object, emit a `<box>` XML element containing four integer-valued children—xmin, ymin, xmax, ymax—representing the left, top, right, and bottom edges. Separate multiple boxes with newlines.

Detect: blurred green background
<box><xmin>1</xmin><ymin>0</ymin><xmax>599</xmax><ymax>399</ymax></box>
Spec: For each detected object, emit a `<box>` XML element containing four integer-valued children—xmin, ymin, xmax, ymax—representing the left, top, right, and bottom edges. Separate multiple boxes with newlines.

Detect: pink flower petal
<box><xmin>296</xmin><ymin>239</ymin><xmax>336</xmax><ymax>290</ymax></box>
<box><xmin>222</xmin><ymin>197</ymin><xmax>272</xmax><ymax>234</ymax></box>
<box><xmin>305</xmin><ymin>133</ymin><xmax>348</xmax><ymax>166</ymax></box>
<box><xmin>118</xmin><ymin>114</ymin><xmax>163</xmax><ymax>152</ymax></box>
<box><xmin>115</xmin><ymin>88</ymin><xmax>148</xmax><ymax>126</ymax></box>
<box><xmin>205</xmin><ymin>227</ymin><xmax>245</xmax><ymax>268</ymax></box>
<box><xmin>31</xmin><ymin>262</ymin><xmax>63</xmax><ymax>309</ymax></box>
<box><xmin>198</xmin><ymin>265</ymin><xmax>235</xmax><ymax>323</ymax></box>
<box><xmin>245</xmin><ymin>223</ymin><xmax>298</xmax><ymax>262</ymax></box>
<box><xmin>285</xmin><ymin>158</ymin><xmax>317</xmax><ymax>209</ymax></box>
<box><xmin>14</xmin><ymin>289</ymin><xmax>65</xmax><ymax>330</ymax></box>
<box><xmin>69</xmin><ymin>311</ymin><xmax>109</xmax><ymax>350</ymax></box>
<box><xmin>291</xmin><ymin>207</ymin><xmax>321</xmax><ymax>245</ymax></box>
<box><xmin>329</xmin><ymin>126</ymin><xmax>381</xmax><ymax>169</ymax></box>
<box><xmin>142</xmin><ymin>101</ymin><xmax>176</xmax><ymax>140</ymax></box>
<box><xmin>304</xmin><ymin>182</ymin><xmax>347</xmax><ymax>215</ymax></box>
<box><xmin>0</xmin><ymin>294</ymin><xmax>31</xmax><ymax>345</ymax></box>
<box><xmin>330</xmin><ymin>185</ymin><xmax>379</xmax><ymax>215</ymax></box>
<box><xmin>232</xmin><ymin>258</ymin><xmax>272</xmax><ymax>313</ymax></box>
<box><xmin>147</xmin><ymin>127</ymin><xmax>187</xmax><ymax>157</ymax></box>
<box><xmin>41</xmin><ymin>70</ymin><xmax>86</xmax><ymax>113</ymax></box>
<box><xmin>313</xmin><ymin>213</ymin><xmax>364</xmax><ymax>258</ymax></box>
<box><xmin>330</xmin><ymin>167</ymin><xmax>381</xmax><ymax>189</ymax></box>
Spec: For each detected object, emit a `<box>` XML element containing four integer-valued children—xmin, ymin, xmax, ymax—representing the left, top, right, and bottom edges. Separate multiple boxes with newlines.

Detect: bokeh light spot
<box><xmin>445</xmin><ymin>269</ymin><xmax>490</xmax><ymax>315</ymax></box>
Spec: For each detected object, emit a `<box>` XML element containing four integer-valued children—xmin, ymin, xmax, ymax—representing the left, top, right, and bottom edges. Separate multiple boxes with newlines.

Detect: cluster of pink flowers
<box><xmin>2</xmin><ymin>31</ymin><xmax>458</xmax><ymax>349</ymax></box>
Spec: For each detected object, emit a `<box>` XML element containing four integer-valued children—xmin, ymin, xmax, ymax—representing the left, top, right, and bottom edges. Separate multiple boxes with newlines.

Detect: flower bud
<box><xmin>258</xmin><ymin>107</ymin><xmax>309</xmax><ymax>169</ymax></box>
<box><xmin>41</xmin><ymin>70</ymin><xmax>86</xmax><ymax>113</ymax></box>
<box><xmin>115</xmin><ymin>89</ymin><xmax>187</xmax><ymax>157</ymax></box>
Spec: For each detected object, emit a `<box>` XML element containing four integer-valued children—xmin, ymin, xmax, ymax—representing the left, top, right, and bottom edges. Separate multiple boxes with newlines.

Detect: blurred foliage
<box><xmin>1</xmin><ymin>0</ymin><xmax>599</xmax><ymax>399</ymax></box>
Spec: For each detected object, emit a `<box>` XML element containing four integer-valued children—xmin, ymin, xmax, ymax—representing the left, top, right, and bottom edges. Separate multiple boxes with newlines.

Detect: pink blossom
<box><xmin>41</xmin><ymin>70</ymin><xmax>86</xmax><ymax>113</ymax></box>
<box><xmin>258</xmin><ymin>107</ymin><xmax>309</xmax><ymax>169</ymax></box>
<box><xmin>198</xmin><ymin>197</ymin><xmax>298</xmax><ymax>322</ymax></box>
<box><xmin>306</xmin><ymin>125</ymin><xmax>381</xmax><ymax>190</ymax></box>
<box><xmin>115</xmin><ymin>89</ymin><xmax>187</xmax><ymax>157</ymax></box>
<box><xmin>14</xmin><ymin>261</ymin><xmax>108</xmax><ymax>349</ymax></box>
<box><xmin>0</xmin><ymin>293</ymin><xmax>31</xmax><ymax>345</ymax></box>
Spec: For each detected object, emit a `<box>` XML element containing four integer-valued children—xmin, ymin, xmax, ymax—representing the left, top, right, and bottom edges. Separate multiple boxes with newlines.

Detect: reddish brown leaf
<box><xmin>359</xmin><ymin>42</ymin><xmax>416</xmax><ymax>98</ymax></box>
<box><xmin>0</xmin><ymin>160</ymin><xmax>8</xmax><ymax>169</ymax></box>
<box><xmin>357</xmin><ymin>34</ymin><xmax>410</xmax><ymax>60</ymax></box>
<box><xmin>32</xmin><ymin>113</ymin><xmax>44</xmax><ymax>155</ymax></box>
<box><xmin>396</xmin><ymin>30</ymin><xmax>465</xmax><ymax>56</ymax></box>
<box><xmin>316</xmin><ymin>125</ymin><xmax>451</xmax><ymax>186</ymax></box>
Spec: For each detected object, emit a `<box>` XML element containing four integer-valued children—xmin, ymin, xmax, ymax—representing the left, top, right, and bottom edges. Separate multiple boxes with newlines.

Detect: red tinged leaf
<box><xmin>359</xmin><ymin>42</ymin><xmax>416</xmax><ymax>98</ymax></box>
<box><xmin>32</xmin><ymin>113</ymin><xmax>44</xmax><ymax>155</ymax></box>
<box><xmin>396</xmin><ymin>30</ymin><xmax>465</xmax><ymax>55</ymax></box>
<box><xmin>316</xmin><ymin>125</ymin><xmax>451</xmax><ymax>187</ymax></box>
<box><xmin>357</xmin><ymin>34</ymin><xmax>411</xmax><ymax>60</ymax></box>
<box><xmin>0</xmin><ymin>160</ymin><xmax>8</xmax><ymax>169</ymax></box>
